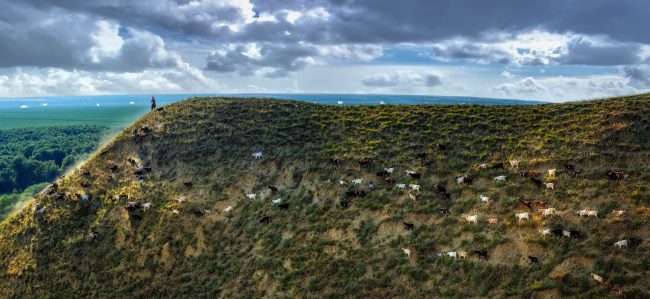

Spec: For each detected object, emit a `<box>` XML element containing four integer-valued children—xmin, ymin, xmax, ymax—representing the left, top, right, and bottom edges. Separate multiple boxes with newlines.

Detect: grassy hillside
<box><xmin>1</xmin><ymin>95</ymin><xmax>650</xmax><ymax>298</ymax></box>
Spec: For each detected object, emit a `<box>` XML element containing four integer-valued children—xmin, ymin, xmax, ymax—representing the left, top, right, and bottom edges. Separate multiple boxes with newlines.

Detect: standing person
<box><xmin>150</xmin><ymin>96</ymin><xmax>156</xmax><ymax>111</ymax></box>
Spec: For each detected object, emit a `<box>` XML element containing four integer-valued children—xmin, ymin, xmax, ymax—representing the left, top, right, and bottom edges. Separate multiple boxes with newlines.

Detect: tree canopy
<box><xmin>0</xmin><ymin>125</ymin><xmax>111</xmax><ymax>193</ymax></box>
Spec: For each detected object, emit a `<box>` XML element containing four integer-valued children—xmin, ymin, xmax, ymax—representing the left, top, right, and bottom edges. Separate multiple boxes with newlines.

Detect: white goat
<box><xmin>246</xmin><ymin>193</ymin><xmax>256</xmax><ymax>199</ymax></box>
<box><xmin>402</xmin><ymin>248</ymin><xmax>411</xmax><ymax>258</ymax></box>
<box><xmin>480</xmin><ymin>195</ymin><xmax>490</xmax><ymax>203</ymax></box>
<box><xmin>352</xmin><ymin>178</ymin><xmax>363</xmax><ymax>185</ymax></box>
<box><xmin>396</xmin><ymin>183</ymin><xmax>406</xmax><ymax>190</ymax></box>
<box><xmin>614</xmin><ymin>239</ymin><xmax>628</xmax><ymax>248</ymax></box>
<box><xmin>384</xmin><ymin>167</ymin><xmax>394</xmax><ymax>174</ymax></box>
<box><xmin>252</xmin><ymin>151</ymin><xmax>263</xmax><ymax>159</ymax></box>
<box><xmin>462</xmin><ymin>214</ymin><xmax>478</xmax><ymax>224</ymax></box>
<box><xmin>515</xmin><ymin>212</ymin><xmax>529</xmax><ymax>221</ymax></box>
<box><xmin>409</xmin><ymin>184</ymin><xmax>421</xmax><ymax>192</ymax></box>
<box><xmin>540</xmin><ymin>208</ymin><xmax>557</xmax><ymax>217</ymax></box>
<box><xmin>494</xmin><ymin>175</ymin><xmax>507</xmax><ymax>182</ymax></box>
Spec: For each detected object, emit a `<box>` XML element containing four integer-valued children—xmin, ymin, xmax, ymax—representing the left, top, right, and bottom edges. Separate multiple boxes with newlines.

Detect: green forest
<box><xmin>0</xmin><ymin>125</ymin><xmax>110</xmax><ymax>219</ymax></box>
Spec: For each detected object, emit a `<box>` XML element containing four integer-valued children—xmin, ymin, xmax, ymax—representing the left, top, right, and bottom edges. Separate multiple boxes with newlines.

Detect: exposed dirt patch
<box><xmin>376</xmin><ymin>221</ymin><xmax>407</xmax><ymax>239</ymax></box>
<box><xmin>548</xmin><ymin>256</ymin><xmax>595</xmax><ymax>279</ymax></box>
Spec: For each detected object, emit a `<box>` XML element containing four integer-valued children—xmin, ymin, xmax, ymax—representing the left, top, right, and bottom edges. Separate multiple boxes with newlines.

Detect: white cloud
<box><xmin>89</xmin><ymin>20</ymin><xmax>124</xmax><ymax>63</ymax></box>
<box><xmin>0</xmin><ymin>67</ymin><xmax>218</xmax><ymax>98</ymax></box>
<box><xmin>501</xmin><ymin>71</ymin><xmax>515</xmax><ymax>79</ymax></box>
<box><xmin>205</xmin><ymin>42</ymin><xmax>382</xmax><ymax>77</ymax></box>
<box><xmin>493</xmin><ymin>75</ymin><xmax>640</xmax><ymax>101</ymax></box>
<box><xmin>317</xmin><ymin>44</ymin><xmax>383</xmax><ymax>61</ymax></box>
<box><xmin>432</xmin><ymin>31</ymin><xmax>643</xmax><ymax>67</ymax></box>
<box><xmin>362</xmin><ymin>70</ymin><xmax>445</xmax><ymax>88</ymax></box>
<box><xmin>494</xmin><ymin>77</ymin><xmax>548</xmax><ymax>97</ymax></box>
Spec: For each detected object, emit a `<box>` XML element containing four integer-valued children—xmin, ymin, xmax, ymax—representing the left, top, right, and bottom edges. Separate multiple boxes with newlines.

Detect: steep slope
<box><xmin>1</xmin><ymin>95</ymin><xmax>650</xmax><ymax>298</ymax></box>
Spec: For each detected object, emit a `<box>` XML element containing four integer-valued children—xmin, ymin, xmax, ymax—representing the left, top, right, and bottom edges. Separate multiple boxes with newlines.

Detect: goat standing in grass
<box><xmin>462</xmin><ymin>214</ymin><xmax>478</xmax><ymax>224</ymax></box>
<box><xmin>614</xmin><ymin>240</ymin><xmax>628</xmax><ymax>248</ymax></box>
<box><xmin>515</xmin><ymin>212</ymin><xmax>529</xmax><ymax>221</ymax></box>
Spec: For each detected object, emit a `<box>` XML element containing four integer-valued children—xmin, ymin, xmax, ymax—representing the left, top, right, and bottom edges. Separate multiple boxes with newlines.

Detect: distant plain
<box><xmin>0</xmin><ymin>93</ymin><xmax>542</xmax><ymax>129</ymax></box>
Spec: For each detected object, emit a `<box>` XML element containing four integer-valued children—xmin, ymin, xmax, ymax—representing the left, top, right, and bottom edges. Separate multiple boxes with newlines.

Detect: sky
<box><xmin>0</xmin><ymin>0</ymin><xmax>649</xmax><ymax>102</ymax></box>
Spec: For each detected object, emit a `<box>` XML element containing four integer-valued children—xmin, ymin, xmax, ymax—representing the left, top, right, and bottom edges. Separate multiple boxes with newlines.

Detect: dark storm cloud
<box><xmin>3</xmin><ymin>0</ymin><xmax>247</xmax><ymax>42</ymax></box>
<box><xmin>205</xmin><ymin>43</ymin><xmax>319</xmax><ymax>77</ymax></box>
<box><xmin>320</xmin><ymin>0</ymin><xmax>650</xmax><ymax>44</ymax></box>
<box><xmin>557</xmin><ymin>37</ymin><xmax>642</xmax><ymax>66</ymax></box>
<box><xmin>2</xmin><ymin>0</ymin><xmax>650</xmax><ymax>76</ymax></box>
<box><xmin>0</xmin><ymin>2</ymin><xmax>184</xmax><ymax>71</ymax></box>
<box><xmin>432</xmin><ymin>43</ymin><xmax>512</xmax><ymax>64</ymax></box>
<box><xmin>10</xmin><ymin>0</ymin><xmax>650</xmax><ymax>44</ymax></box>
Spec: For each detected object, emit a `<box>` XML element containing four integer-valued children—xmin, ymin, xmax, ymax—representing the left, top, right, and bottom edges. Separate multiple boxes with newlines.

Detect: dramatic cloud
<box><xmin>432</xmin><ymin>32</ymin><xmax>644</xmax><ymax>67</ymax></box>
<box><xmin>557</xmin><ymin>37</ymin><xmax>642</xmax><ymax>66</ymax></box>
<box><xmin>1</xmin><ymin>0</ymin><xmax>650</xmax><ymax>100</ymax></box>
<box><xmin>0</xmin><ymin>10</ymin><xmax>187</xmax><ymax>72</ymax></box>
<box><xmin>205</xmin><ymin>43</ymin><xmax>381</xmax><ymax>77</ymax></box>
<box><xmin>205</xmin><ymin>43</ymin><xmax>319</xmax><ymax>77</ymax></box>
<box><xmin>0</xmin><ymin>67</ymin><xmax>216</xmax><ymax>98</ymax></box>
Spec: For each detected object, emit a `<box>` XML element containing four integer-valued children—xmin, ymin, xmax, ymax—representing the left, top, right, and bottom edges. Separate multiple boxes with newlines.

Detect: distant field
<box><xmin>0</xmin><ymin>106</ymin><xmax>148</xmax><ymax>129</ymax></box>
<box><xmin>0</xmin><ymin>93</ymin><xmax>542</xmax><ymax>129</ymax></box>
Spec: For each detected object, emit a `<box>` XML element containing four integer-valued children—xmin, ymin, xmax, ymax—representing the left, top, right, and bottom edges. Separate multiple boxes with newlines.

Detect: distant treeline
<box><xmin>0</xmin><ymin>125</ymin><xmax>111</xmax><ymax>194</ymax></box>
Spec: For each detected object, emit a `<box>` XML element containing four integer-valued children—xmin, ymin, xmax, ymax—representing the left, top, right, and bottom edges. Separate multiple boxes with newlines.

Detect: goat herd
<box><xmin>109</xmin><ymin>149</ymin><xmax>640</xmax><ymax>292</ymax></box>
<box><xmin>321</xmin><ymin>155</ymin><xmax>639</xmax><ymax>267</ymax></box>
<box><xmin>216</xmin><ymin>152</ymin><xmax>640</xmax><ymax>269</ymax></box>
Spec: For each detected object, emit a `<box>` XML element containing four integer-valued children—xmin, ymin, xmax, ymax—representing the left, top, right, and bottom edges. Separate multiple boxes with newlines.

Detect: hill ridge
<box><xmin>1</xmin><ymin>95</ymin><xmax>650</xmax><ymax>298</ymax></box>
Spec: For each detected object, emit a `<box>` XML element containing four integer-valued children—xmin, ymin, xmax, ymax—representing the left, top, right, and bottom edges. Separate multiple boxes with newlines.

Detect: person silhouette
<box><xmin>150</xmin><ymin>96</ymin><xmax>156</xmax><ymax>111</ymax></box>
